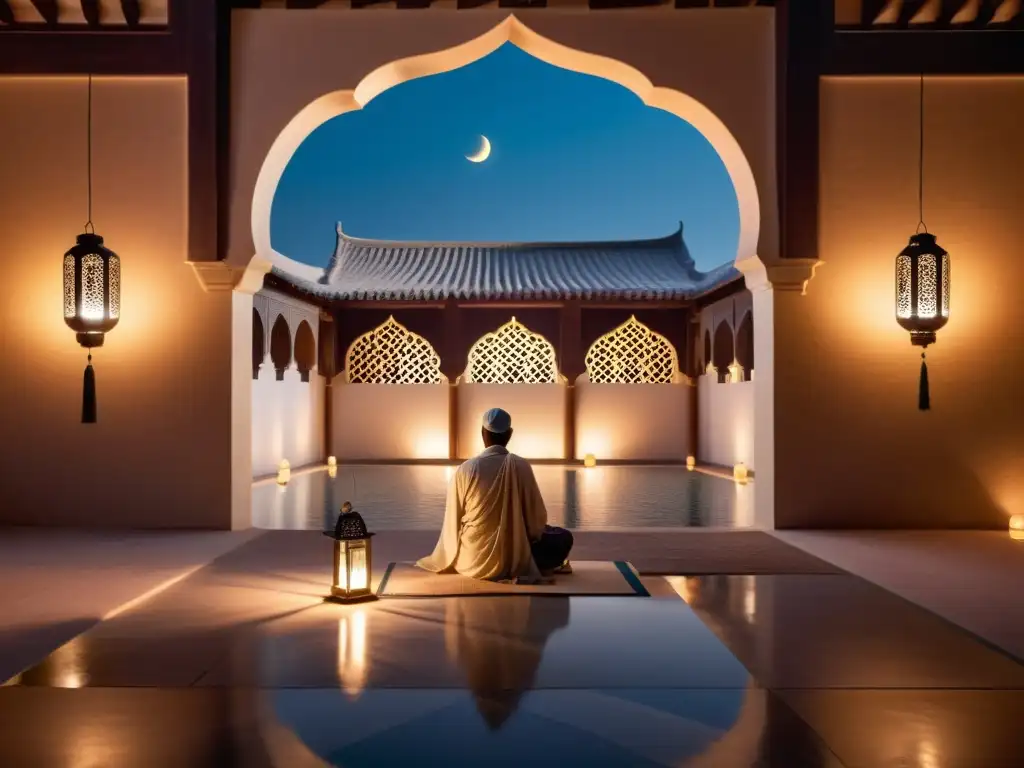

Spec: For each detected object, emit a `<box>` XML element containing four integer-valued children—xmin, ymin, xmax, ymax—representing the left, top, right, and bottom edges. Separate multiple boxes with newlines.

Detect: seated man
<box><xmin>417</xmin><ymin>408</ymin><xmax>573</xmax><ymax>582</ymax></box>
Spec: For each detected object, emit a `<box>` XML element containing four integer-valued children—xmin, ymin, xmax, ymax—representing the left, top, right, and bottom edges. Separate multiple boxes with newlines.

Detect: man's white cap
<box><xmin>482</xmin><ymin>407</ymin><xmax>512</xmax><ymax>434</ymax></box>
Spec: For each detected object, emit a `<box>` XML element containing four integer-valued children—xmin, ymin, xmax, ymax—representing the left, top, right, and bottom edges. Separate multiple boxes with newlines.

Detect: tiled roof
<box><xmin>274</xmin><ymin>223</ymin><xmax>740</xmax><ymax>302</ymax></box>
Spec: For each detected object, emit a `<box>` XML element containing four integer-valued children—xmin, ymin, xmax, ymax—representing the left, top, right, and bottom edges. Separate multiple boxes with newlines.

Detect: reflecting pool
<box><xmin>253</xmin><ymin>465</ymin><xmax>753</xmax><ymax>530</ymax></box>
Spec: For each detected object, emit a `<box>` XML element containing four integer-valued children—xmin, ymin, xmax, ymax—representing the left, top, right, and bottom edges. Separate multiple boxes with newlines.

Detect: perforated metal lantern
<box><xmin>64</xmin><ymin>233</ymin><xmax>120</xmax><ymax>348</ymax></box>
<box><xmin>63</xmin><ymin>232</ymin><xmax>121</xmax><ymax>423</ymax></box>
<box><xmin>324</xmin><ymin>502</ymin><xmax>376</xmax><ymax>603</ymax></box>
<box><xmin>895</xmin><ymin>233</ymin><xmax>949</xmax><ymax>349</ymax></box>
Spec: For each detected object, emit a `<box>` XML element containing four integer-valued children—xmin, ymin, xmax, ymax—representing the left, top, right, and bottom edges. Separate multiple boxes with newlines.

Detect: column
<box><xmin>442</xmin><ymin>299</ymin><xmax>462</xmax><ymax>461</ymax></box>
<box><xmin>318</xmin><ymin>311</ymin><xmax>337</xmax><ymax>460</ymax></box>
<box><xmin>559</xmin><ymin>301</ymin><xmax>582</xmax><ymax>462</ymax></box>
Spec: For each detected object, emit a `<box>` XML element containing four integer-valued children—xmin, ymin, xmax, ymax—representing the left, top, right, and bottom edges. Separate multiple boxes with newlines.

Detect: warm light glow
<box><xmin>327</xmin><ymin>456</ymin><xmax>337</xmax><ymax>467</ymax></box>
<box><xmin>413</xmin><ymin>429</ymin><xmax>450</xmax><ymax>459</ymax></box>
<box><xmin>727</xmin><ymin>361</ymin><xmax>744</xmax><ymax>384</ymax></box>
<box><xmin>686</xmin><ymin>455</ymin><xmax>696</xmax><ymax>470</ymax></box>
<box><xmin>277</xmin><ymin>458</ymin><xmax>291</xmax><ymax>486</ymax></box>
<box><xmin>1010</xmin><ymin>514</ymin><xmax>1024</xmax><ymax>541</ymax></box>
<box><xmin>464</xmin><ymin>316</ymin><xmax>560</xmax><ymax>384</ymax></box>
<box><xmin>337</xmin><ymin>610</ymin><xmax>368</xmax><ymax>698</ymax></box>
<box><xmin>664</xmin><ymin>575</ymin><xmax>700</xmax><ymax>604</ymax></box>
<box><xmin>583</xmin><ymin>453</ymin><xmax>597</xmax><ymax>468</ymax></box>
<box><xmin>278</xmin><ymin>459</ymin><xmax>290</xmax><ymax>471</ymax></box>
<box><xmin>733</xmin><ymin>462</ymin><xmax>749</xmax><ymax>483</ymax></box>
<box><xmin>349</xmin><ymin>546</ymin><xmax>369</xmax><ymax>592</ymax></box>
<box><xmin>327</xmin><ymin>465</ymin><xmax>338</xmax><ymax>479</ymax></box>
<box><xmin>444</xmin><ymin>465</ymin><xmax>456</xmax><ymax>482</ymax></box>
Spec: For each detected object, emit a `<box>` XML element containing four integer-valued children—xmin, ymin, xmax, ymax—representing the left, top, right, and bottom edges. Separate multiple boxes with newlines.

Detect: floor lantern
<box><xmin>1010</xmin><ymin>515</ymin><xmax>1024</xmax><ymax>542</ymax></box>
<box><xmin>64</xmin><ymin>75</ymin><xmax>120</xmax><ymax>424</ymax></box>
<box><xmin>324</xmin><ymin>502</ymin><xmax>376</xmax><ymax>603</ymax></box>
<box><xmin>896</xmin><ymin>75</ymin><xmax>949</xmax><ymax>411</ymax></box>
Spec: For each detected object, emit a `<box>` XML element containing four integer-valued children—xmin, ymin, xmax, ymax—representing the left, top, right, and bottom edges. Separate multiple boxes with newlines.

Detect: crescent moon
<box><xmin>466</xmin><ymin>135</ymin><xmax>491</xmax><ymax>163</ymax></box>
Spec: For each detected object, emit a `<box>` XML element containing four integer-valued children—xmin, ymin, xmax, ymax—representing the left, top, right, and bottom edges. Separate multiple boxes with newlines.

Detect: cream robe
<box><xmin>417</xmin><ymin>445</ymin><xmax>547</xmax><ymax>582</ymax></box>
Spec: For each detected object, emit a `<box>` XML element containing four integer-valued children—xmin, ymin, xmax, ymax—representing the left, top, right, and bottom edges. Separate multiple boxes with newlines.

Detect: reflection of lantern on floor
<box><xmin>324</xmin><ymin>502</ymin><xmax>376</xmax><ymax>603</ymax></box>
<box><xmin>1010</xmin><ymin>515</ymin><xmax>1024</xmax><ymax>542</ymax></box>
<box><xmin>337</xmin><ymin>609</ymin><xmax>368</xmax><ymax>698</ymax></box>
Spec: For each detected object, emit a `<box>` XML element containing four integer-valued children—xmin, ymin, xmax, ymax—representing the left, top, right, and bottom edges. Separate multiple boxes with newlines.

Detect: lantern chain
<box><xmin>916</xmin><ymin>73</ymin><xmax>927</xmax><ymax>235</ymax></box>
<box><xmin>85</xmin><ymin>74</ymin><xmax>94</xmax><ymax>235</ymax></box>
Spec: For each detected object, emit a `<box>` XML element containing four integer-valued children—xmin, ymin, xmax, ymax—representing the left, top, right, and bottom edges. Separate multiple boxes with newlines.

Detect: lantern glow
<box><xmin>733</xmin><ymin>462</ymin><xmax>749</xmax><ymax>483</ymax></box>
<box><xmin>1010</xmin><ymin>515</ymin><xmax>1024</xmax><ymax>541</ymax></box>
<box><xmin>327</xmin><ymin>456</ymin><xmax>338</xmax><ymax>467</ymax></box>
<box><xmin>583</xmin><ymin>453</ymin><xmax>597</xmax><ymax>468</ymax></box>
<box><xmin>325</xmin><ymin>502</ymin><xmax>376</xmax><ymax>603</ymax></box>
<box><xmin>686</xmin><ymin>455</ymin><xmax>696</xmax><ymax>470</ymax></box>
<box><xmin>277</xmin><ymin>459</ymin><xmax>291</xmax><ymax>485</ymax></box>
<box><xmin>65</xmin><ymin>75</ymin><xmax>122</xmax><ymax>424</ymax></box>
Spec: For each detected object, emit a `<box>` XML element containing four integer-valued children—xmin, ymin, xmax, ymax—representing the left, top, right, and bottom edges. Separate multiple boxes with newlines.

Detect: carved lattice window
<box><xmin>585</xmin><ymin>316</ymin><xmax>680</xmax><ymax>384</ymax></box>
<box><xmin>345</xmin><ymin>316</ymin><xmax>443</xmax><ymax>384</ymax></box>
<box><xmin>464</xmin><ymin>317</ymin><xmax>559</xmax><ymax>384</ymax></box>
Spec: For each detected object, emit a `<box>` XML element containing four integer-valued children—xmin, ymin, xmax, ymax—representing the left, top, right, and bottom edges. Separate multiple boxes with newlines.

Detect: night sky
<box><xmin>271</xmin><ymin>43</ymin><xmax>740</xmax><ymax>274</ymax></box>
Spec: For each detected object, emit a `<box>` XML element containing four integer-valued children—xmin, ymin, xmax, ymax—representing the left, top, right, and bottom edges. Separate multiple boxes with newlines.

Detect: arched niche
<box><xmin>584</xmin><ymin>316</ymin><xmax>681</xmax><ymax>384</ymax></box>
<box><xmin>712</xmin><ymin>320</ymin><xmax>735</xmax><ymax>384</ymax></box>
<box><xmin>270</xmin><ymin>315</ymin><xmax>292</xmax><ymax>381</ymax></box>
<box><xmin>294</xmin><ymin>320</ymin><xmax>316</xmax><ymax>383</ymax></box>
<box><xmin>703</xmin><ymin>329</ymin><xmax>712</xmax><ymax>373</ymax></box>
<box><xmin>464</xmin><ymin>317</ymin><xmax>560</xmax><ymax>384</ymax></box>
<box><xmin>344</xmin><ymin>316</ymin><xmax>444</xmax><ymax>385</ymax></box>
<box><xmin>252</xmin><ymin>308</ymin><xmax>265</xmax><ymax>380</ymax></box>
<box><xmin>736</xmin><ymin>310</ymin><xmax>754</xmax><ymax>376</ymax></box>
<box><xmin>249</xmin><ymin>16</ymin><xmax>761</xmax><ymax>287</ymax></box>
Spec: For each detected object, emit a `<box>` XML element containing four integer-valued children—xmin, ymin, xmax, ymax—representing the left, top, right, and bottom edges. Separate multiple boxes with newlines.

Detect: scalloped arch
<box><xmin>249</xmin><ymin>15</ymin><xmax>761</xmax><ymax>283</ymax></box>
<box><xmin>585</xmin><ymin>315</ymin><xmax>681</xmax><ymax>384</ymax></box>
<box><xmin>344</xmin><ymin>316</ymin><xmax>444</xmax><ymax>384</ymax></box>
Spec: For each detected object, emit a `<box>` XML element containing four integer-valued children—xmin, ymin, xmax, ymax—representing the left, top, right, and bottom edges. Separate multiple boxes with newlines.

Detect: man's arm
<box><xmin>519</xmin><ymin>460</ymin><xmax>548</xmax><ymax>541</ymax></box>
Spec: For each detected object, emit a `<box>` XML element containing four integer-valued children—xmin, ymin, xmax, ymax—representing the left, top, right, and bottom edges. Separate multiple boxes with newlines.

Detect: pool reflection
<box><xmin>254</xmin><ymin>465</ymin><xmax>752</xmax><ymax>531</ymax></box>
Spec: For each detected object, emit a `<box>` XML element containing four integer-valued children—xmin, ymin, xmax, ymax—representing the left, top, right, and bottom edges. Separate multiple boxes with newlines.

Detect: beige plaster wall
<box><xmin>331</xmin><ymin>382</ymin><xmax>450</xmax><ymax>460</ymax></box>
<box><xmin>457</xmin><ymin>383</ymin><xmax>566</xmax><ymax>459</ymax></box>
<box><xmin>0</xmin><ymin>77</ymin><xmax>242</xmax><ymax>529</ymax></box>
<box><xmin>575</xmin><ymin>380</ymin><xmax>693</xmax><ymax>461</ymax></box>
<box><xmin>698</xmin><ymin>377</ymin><xmax>755</xmax><ymax>471</ymax></box>
<box><xmin>775</xmin><ymin>77</ymin><xmax>1024</xmax><ymax>528</ymax></box>
<box><xmin>228</xmin><ymin>8</ymin><xmax>777</xmax><ymax>265</ymax></box>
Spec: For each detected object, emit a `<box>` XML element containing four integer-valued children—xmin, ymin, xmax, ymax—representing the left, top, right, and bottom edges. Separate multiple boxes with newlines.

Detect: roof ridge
<box><xmin>333</xmin><ymin>221</ymin><xmax>684</xmax><ymax>250</ymax></box>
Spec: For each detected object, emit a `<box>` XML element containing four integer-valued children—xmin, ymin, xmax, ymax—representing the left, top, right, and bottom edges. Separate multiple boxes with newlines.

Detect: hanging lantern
<box><xmin>66</xmin><ymin>74</ymin><xmax>120</xmax><ymax>424</ymax></box>
<box><xmin>324</xmin><ymin>502</ymin><xmax>376</xmax><ymax>603</ymax></box>
<box><xmin>896</xmin><ymin>74</ymin><xmax>949</xmax><ymax>411</ymax></box>
<box><xmin>896</xmin><ymin>233</ymin><xmax>949</xmax><ymax>410</ymax></box>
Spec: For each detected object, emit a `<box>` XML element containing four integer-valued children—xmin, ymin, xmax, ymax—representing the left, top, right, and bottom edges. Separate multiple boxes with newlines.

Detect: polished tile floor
<box><xmin>3</xmin><ymin>533</ymin><xmax>1024</xmax><ymax>767</ymax></box>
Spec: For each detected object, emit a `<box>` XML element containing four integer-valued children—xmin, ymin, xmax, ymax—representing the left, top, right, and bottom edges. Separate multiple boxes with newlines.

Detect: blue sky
<box><xmin>271</xmin><ymin>43</ymin><xmax>739</xmax><ymax>274</ymax></box>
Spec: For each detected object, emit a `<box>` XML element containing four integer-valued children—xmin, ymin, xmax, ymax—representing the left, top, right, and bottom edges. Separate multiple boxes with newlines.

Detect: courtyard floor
<box><xmin>1</xmin><ymin>528</ymin><xmax>1023</xmax><ymax>766</ymax></box>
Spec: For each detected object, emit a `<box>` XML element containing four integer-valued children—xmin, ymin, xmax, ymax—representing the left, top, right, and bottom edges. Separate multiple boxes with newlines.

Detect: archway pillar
<box><xmin>739</xmin><ymin>257</ymin><xmax>822</xmax><ymax>529</ymax></box>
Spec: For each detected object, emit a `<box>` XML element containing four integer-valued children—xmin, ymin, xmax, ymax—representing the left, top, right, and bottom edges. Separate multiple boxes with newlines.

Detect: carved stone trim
<box><xmin>737</xmin><ymin>256</ymin><xmax>823</xmax><ymax>295</ymax></box>
<box><xmin>188</xmin><ymin>257</ymin><xmax>272</xmax><ymax>294</ymax></box>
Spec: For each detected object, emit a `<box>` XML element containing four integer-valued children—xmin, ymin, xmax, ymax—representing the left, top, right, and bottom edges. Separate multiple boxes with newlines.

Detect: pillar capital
<box><xmin>736</xmin><ymin>256</ymin><xmax>823</xmax><ymax>295</ymax></box>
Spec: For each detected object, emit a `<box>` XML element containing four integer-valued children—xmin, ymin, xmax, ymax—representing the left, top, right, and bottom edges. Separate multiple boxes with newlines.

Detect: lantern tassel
<box><xmin>918</xmin><ymin>352</ymin><xmax>930</xmax><ymax>411</ymax></box>
<box><xmin>82</xmin><ymin>354</ymin><xmax>97</xmax><ymax>424</ymax></box>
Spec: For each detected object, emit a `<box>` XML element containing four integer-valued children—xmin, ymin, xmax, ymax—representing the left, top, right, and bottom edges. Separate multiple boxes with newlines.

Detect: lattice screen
<box><xmin>463</xmin><ymin>317</ymin><xmax>560</xmax><ymax>384</ymax></box>
<box><xmin>585</xmin><ymin>316</ymin><xmax>681</xmax><ymax>384</ymax></box>
<box><xmin>345</xmin><ymin>316</ymin><xmax>444</xmax><ymax>384</ymax></box>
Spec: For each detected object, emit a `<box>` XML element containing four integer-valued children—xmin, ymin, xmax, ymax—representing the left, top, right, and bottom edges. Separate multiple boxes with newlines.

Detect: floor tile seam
<box><xmin>765</xmin><ymin>531</ymin><xmax>1024</xmax><ymax>666</ymax></box>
